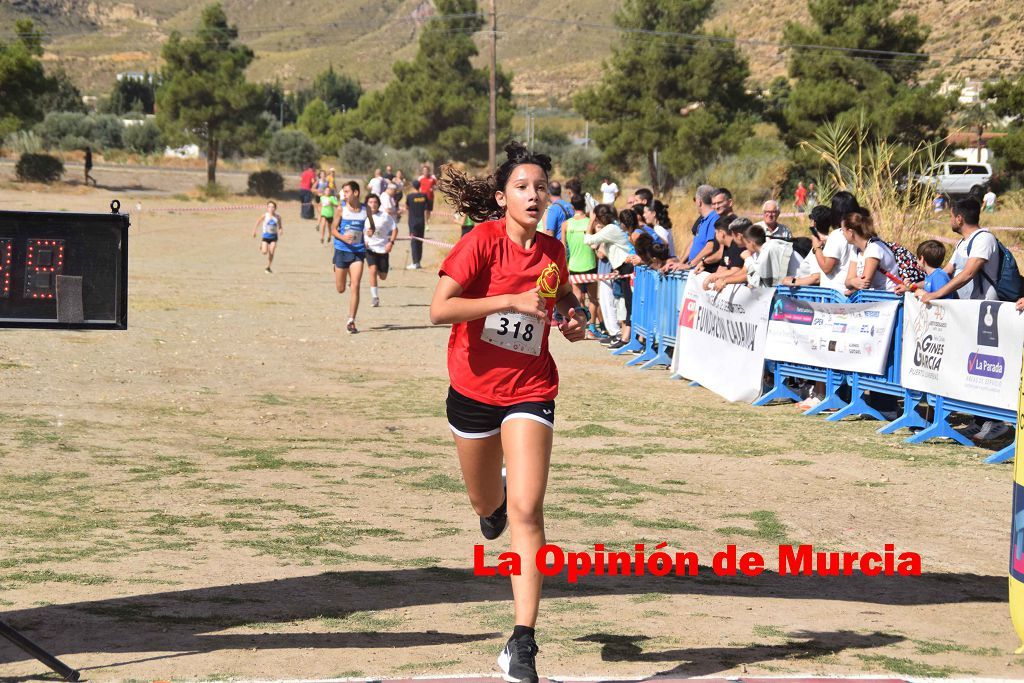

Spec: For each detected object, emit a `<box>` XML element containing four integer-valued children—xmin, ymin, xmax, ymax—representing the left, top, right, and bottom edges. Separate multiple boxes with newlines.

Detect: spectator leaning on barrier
<box><xmin>917</xmin><ymin>197</ymin><xmax>1009</xmax><ymax>441</ymax></box>
<box><xmin>915</xmin><ymin>240</ymin><xmax>954</xmax><ymax>298</ymax></box>
<box><xmin>711</xmin><ymin>188</ymin><xmax>734</xmax><ymax>218</ymax></box>
<box><xmin>695</xmin><ymin>213</ymin><xmax>733</xmax><ymax>274</ymax></box>
<box><xmin>585</xmin><ymin>203</ymin><xmax>628</xmax><ymax>343</ymax></box>
<box><xmin>918</xmin><ymin>197</ymin><xmax>1001</xmax><ymax>303</ymax></box>
<box><xmin>841</xmin><ymin>211</ymin><xmax>898</xmax><ymax>294</ymax></box>
<box><xmin>609</xmin><ymin>208</ymin><xmax>641</xmax><ymax>349</ymax></box>
<box><xmin>681</xmin><ymin>185</ymin><xmax>719</xmax><ymax>270</ymax></box>
<box><xmin>701</xmin><ymin>217</ymin><xmax>750</xmax><ymax>288</ymax></box>
<box><xmin>755</xmin><ymin>200</ymin><xmax>792</xmax><ymax>240</ymax></box>
<box><xmin>782</xmin><ymin>205</ymin><xmax>831</xmax><ymax>287</ymax></box>
<box><xmin>707</xmin><ymin>223</ymin><xmax>770</xmax><ymax>291</ymax></box>
<box><xmin>807</xmin><ymin>192</ymin><xmax>857</xmax><ymax>293</ymax></box>
<box><xmin>642</xmin><ymin>199</ymin><xmax>676</xmax><ymax>258</ymax></box>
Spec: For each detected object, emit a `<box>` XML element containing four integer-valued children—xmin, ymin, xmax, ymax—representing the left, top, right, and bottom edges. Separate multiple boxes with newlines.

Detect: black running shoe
<box><xmin>480</xmin><ymin>490</ymin><xmax>507</xmax><ymax>540</ymax></box>
<box><xmin>497</xmin><ymin>633</ymin><xmax>539</xmax><ymax>683</ymax></box>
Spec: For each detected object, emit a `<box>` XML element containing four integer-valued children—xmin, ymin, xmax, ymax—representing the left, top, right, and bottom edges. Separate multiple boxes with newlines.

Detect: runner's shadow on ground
<box><xmin>577</xmin><ymin>630</ymin><xmax>903</xmax><ymax>678</ymax></box>
<box><xmin>0</xmin><ymin>566</ymin><xmax>1002</xmax><ymax>670</ymax></box>
<box><xmin>368</xmin><ymin>323</ymin><xmax>441</xmax><ymax>332</ymax></box>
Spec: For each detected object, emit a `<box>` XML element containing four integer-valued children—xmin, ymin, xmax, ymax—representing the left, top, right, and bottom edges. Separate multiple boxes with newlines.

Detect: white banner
<box><xmin>764</xmin><ymin>297</ymin><xmax>899</xmax><ymax>375</ymax></box>
<box><xmin>901</xmin><ymin>296</ymin><xmax>1024</xmax><ymax>411</ymax></box>
<box><xmin>670</xmin><ymin>273</ymin><xmax>774</xmax><ymax>403</ymax></box>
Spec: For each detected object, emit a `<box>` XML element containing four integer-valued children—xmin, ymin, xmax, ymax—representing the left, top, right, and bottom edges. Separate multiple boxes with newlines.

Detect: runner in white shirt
<box><xmin>364</xmin><ymin>193</ymin><xmax>398</xmax><ymax>308</ymax></box>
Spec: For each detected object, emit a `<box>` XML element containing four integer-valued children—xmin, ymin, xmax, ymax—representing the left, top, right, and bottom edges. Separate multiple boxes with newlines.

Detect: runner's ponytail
<box><xmin>437</xmin><ymin>142</ymin><xmax>553</xmax><ymax>223</ymax></box>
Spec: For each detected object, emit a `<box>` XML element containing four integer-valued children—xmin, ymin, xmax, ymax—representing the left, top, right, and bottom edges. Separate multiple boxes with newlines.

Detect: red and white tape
<box><xmin>568</xmin><ymin>272</ymin><xmax>630</xmax><ymax>284</ymax></box>
<box><xmin>138</xmin><ymin>203</ymin><xmax>266</xmax><ymax>214</ymax></box>
<box><xmin>398</xmin><ymin>235</ymin><xmax>456</xmax><ymax>249</ymax></box>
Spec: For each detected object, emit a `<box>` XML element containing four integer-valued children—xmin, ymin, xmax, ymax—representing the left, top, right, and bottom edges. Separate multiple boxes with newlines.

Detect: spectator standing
<box><xmin>754</xmin><ymin>200</ymin><xmax>792</xmax><ymax>240</ymax></box>
<box><xmin>405</xmin><ymin>180</ymin><xmax>429</xmax><ymax>270</ymax></box>
<box><xmin>383</xmin><ymin>165</ymin><xmax>395</xmax><ymax>181</ymax></box>
<box><xmin>379</xmin><ymin>182</ymin><xmax>399</xmax><ymax>219</ymax></box>
<box><xmin>562</xmin><ymin>194</ymin><xmax>603</xmax><ymax>339</ymax></box>
<box><xmin>983</xmin><ymin>188</ymin><xmax>997</xmax><ymax>214</ymax></box>
<box><xmin>368</xmin><ymin>168</ymin><xmax>387</xmax><ymax>196</ymax></box>
<box><xmin>299</xmin><ymin>163</ymin><xmax>316</xmax><ymax>219</ymax></box>
<box><xmin>541</xmin><ymin>181</ymin><xmax>573</xmax><ymax>240</ymax></box>
<box><xmin>418</xmin><ymin>164</ymin><xmax>436</xmax><ymax>224</ymax></box>
<box><xmin>600</xmin><ymin>178</ymin><xmax>620</xmax><ymax>206</ymax></box>
<box><xmin>806</xmin><ymin>182</ymin><xmax>818</xmax><ymax>212</ymax></box>
<box><xmin>794</xmin><ymin>181</ymin><xmax>807</xmax><ymax>214</ymax></box>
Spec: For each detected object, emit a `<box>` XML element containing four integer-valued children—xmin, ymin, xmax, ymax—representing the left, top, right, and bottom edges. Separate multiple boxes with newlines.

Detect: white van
<box><xmin>917</xmin><ymin>162</ymin><xmax>992</xmax><ymax>197</ymax></box>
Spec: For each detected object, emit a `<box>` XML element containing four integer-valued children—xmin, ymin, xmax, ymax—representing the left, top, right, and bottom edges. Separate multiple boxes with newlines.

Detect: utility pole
<box><xmin>487</xmin><ymin>0</ymin><xmax>497</xmax><ymax>173</ymax></box>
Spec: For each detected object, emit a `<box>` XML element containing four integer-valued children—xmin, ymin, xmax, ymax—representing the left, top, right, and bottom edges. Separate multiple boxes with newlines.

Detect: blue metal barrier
<box><xmin>823</xmin><ymin>291</ymin><xmax>928</xmax><ymax>434</ymax></box>
<box><xmin>637</xmin><ymin>271</ymin><xmax>682</xmax><ymax>370</ymax></box>
<box><xmin>619</xmin><ymin>270</ymin><xmax>1017</xmax><ymax>463</ymax></box>
<box><xmin>613</xmin><ymin>266</ymin><xmax>650</xmax><ymax>357</ymax></box>
<box><xmin>755</xmin><ymin>286</ymin><xmax>849</xmax><ymax>415</ymax></box>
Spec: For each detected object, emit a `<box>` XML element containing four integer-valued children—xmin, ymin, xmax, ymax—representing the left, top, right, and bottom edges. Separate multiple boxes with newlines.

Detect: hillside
<box><xmin>7</xmin><ymin>0</ymin><xmax>1024</xmax><ymax>104</ymax></box>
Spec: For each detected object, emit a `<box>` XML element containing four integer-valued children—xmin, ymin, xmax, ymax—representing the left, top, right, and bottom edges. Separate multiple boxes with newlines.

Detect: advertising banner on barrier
<box><xmin>901</xmin><ymin>296</ymin><xmax>1024</xmax><ymax>411</ymax></box>
<box><xmin>670</xmin><ymin>272</ymin><xmax>774</xmax><ymax>403</ymax></box>
<box><xmin>764</xmin><ymin>297</ymin><xmax>899</xmax><ymax>375</ymax></box>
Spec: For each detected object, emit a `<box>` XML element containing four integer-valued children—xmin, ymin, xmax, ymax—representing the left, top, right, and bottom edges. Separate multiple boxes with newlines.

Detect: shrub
<box><xmin>15</xmin><ymin>153</ymin><xmax>64</xmax><ymax>183</ymax></box>
<box><xmin>4</xmin><ymin>130</ymin><xmax>42</xmax><ymax>155</ymax></box>
<box><xmin>267</xmin><ymin>129</ymin><xmax>319</xmax><ymax>170</ymax></box>
<box><xmin>35</xmin><ymin>111</ymin><xmax>124</xmax><ymax>151</ymax></box>
<box><xmin>557</xmin><ymin>146</ymin><xmax>617</xmax><ymax>191</ymax></box>
<box><xmin>123</xmin><ymin>120</ymin><xmax>162</xmax><ymax>154</ymax></box>
<box><xmin>378</xmin><ymin>145</ymin><xmax>430</xmax><ymax>180</ymax></box>
<box><xmin>338</xmin><ymin>138</ymin><xmax>383</xmax><ymax>176</ymax></box>
<box><xmin>248</xmin><ymin>170</ymin><xmax>284</xmax><ymax>197</ymax></box>
<box><xmin>58</xmin><ymin>135</ymin><xmax>93</xmax><ymax>152</ymax></box>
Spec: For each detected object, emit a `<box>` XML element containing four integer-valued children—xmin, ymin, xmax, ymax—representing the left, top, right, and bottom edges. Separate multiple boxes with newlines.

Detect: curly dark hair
<box><xmin>436</xmin><ymin>142</ymin><xmax>553</xmax><ymax>223</ymax></box>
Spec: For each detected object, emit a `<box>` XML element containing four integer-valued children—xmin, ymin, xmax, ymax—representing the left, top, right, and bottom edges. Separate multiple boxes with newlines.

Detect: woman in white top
<box><xmin>842</xmin><ymin>211</ymin><xmax>898</xmax><ymax>294</ymax></box>
<box><xmin>364</xmin><ymin>193</ymin><xmax>397</xmax><ymax>307</ymax></box>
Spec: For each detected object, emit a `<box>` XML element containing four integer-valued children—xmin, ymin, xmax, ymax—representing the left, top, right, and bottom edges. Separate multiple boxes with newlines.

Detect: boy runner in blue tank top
<box><xmin>330</xmin><ymin>181</ymin><xmax>368</xmax><ymax>333</ymax></box>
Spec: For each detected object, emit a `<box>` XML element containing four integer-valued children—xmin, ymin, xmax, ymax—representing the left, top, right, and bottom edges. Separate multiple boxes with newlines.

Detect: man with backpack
<box><xmin>918</xmin><ymin>196</ymin><xmax>1022</xmax><ymax>442</ymax></box>
<box><xmin>918</xmin><ymin>197</ymin><xmax>1021</xmax><ymax>304</ymax></box>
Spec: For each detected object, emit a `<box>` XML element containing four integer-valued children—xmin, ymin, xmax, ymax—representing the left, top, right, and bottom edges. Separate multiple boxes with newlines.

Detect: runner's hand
<box><xmin>558</xmin><ymin>307</ymin><xmax>587</xmax><ymax>342</ymax></box>
<box><xmin>508</xmin><ymin>286</ymin><xmax>546</xmax><ymax>318</ymax></box>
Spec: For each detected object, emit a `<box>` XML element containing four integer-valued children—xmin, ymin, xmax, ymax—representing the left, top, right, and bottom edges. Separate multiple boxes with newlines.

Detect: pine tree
<box><xmin>156</xmin><ymin>4</ymin><xmax>265</xmax><ymax>184</ymax></box>
<box><xmin>340</xmin><ymin>0</ymin><xmax>513</xmax><ymax>162</ymax></box>
<box><xmin>781</xmin><ymin>0</ymin><xmax>951</xmax><ymax>144</ymax></box>
<box><xmin>574</xmin><ymin>0</ymin><xmax>756</xmax><ymax>189</ymax></box>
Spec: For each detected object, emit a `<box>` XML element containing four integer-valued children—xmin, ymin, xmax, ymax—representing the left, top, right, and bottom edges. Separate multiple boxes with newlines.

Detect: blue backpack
<box><xmin>966</xmin><ymin>230</ymin><xmax>1023</xmax><ymax>301</ymax></box>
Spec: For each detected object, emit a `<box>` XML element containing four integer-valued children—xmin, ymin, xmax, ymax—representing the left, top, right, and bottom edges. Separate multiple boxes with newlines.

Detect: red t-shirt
<box><xmin>300</xmin><ymin>168</ymin><xmax>315</xmax><ymax>190</ymax></box>
<box><xmin>795</xmin><ymin>186</ymin><xmax>807</xmax><ymax>205</ymax></box>
<box><xmin>419</xmin><ymin>175</ymin><xmax>435</xmax><ymax>199</ymax></box>
<box><xmin>439</xmin><ymin>218</ymin><xmax>569</xmax><ymax>406</ymax></box>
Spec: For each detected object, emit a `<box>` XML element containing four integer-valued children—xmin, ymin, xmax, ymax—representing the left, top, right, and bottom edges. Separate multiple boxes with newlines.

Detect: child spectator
<box><xmin>916</xmin><ymin>239</ymin><xmax>953</xmax><ymax>298</ymax></box>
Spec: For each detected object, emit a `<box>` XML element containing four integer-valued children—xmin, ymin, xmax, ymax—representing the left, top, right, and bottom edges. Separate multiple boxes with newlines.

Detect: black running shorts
<box><xmin>446</xmin><ymin>386</ymin><xmax>555</xmax><ymax>439</ymax></box>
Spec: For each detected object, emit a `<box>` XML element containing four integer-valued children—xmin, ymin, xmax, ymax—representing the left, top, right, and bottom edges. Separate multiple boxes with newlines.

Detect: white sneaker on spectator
<box><xmin>796</xmin><ymin>395</ymin><xmax>822</xmax><ymax>411</ymax></box>
<box><xmin>406</xmin><ymin>263</ymin><xmax>422</xmax><ymax>270</ymax></box>
<box><xmin>975</xmin><ymin>420</ymin><xmax>1011</xmax><ymax>441</ymax></box>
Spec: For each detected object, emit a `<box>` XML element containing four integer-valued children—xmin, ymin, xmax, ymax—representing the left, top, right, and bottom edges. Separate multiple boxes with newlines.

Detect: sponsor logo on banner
<box><xmin>770</xmin><ymin>298</ymin><xmax>814</xmax><ymax>325</ymax></box>
<box><xmin>977</xmin><ymin>302</ymin><xmax>1001</xmax><ymax>347</ymax></box>
<box><xmin>680</xmin><ymin>298</ymin><xmax>697</xmax><ymax>328</ymax></box>
<box><xmin>968</xmin><ymin>352</ymin><xmax>1005</xmax><ymax>379</ymax></box>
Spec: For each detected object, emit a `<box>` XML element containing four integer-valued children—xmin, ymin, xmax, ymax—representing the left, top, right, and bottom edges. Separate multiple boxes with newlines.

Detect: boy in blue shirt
<box><xmin>916</xmin><ymin>239</ymin><xmax>953</xmax><ymax>297</ymax></box>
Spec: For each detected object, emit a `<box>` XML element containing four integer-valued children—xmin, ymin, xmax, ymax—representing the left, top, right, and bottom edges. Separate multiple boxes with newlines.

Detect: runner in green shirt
<box><xmin>319</xmin><ymin>191</ymin><xmax>340</xmax><ymax>245</ymax></box>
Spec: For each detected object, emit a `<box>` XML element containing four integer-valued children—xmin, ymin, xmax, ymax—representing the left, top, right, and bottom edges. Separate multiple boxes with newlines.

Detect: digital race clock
<box><xmin>0</xmin><ymin>201</ymin><xmax>128</xmax><ymax>330</ymax></box>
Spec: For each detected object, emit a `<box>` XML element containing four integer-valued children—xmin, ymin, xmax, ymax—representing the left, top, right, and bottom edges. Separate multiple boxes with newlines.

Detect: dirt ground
<box><xmin>0</xmin><ymin>166</ymin><xmax>1022</xmax><ymax>681</ymax></box>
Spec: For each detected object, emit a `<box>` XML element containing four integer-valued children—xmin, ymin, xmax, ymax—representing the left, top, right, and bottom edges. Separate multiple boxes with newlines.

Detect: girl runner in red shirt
<box><xmin>430</xmin><ymin>142</ymin><xmax>586</xmax><ymax>683</ymax></box>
